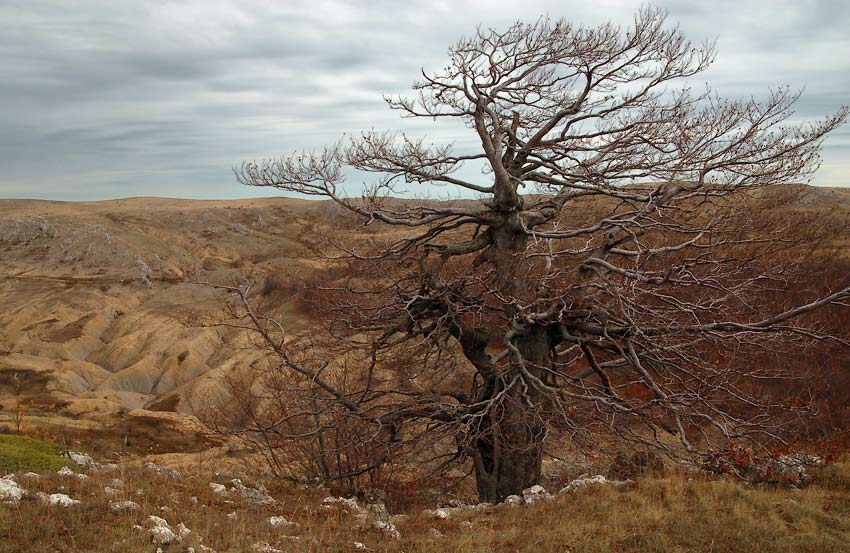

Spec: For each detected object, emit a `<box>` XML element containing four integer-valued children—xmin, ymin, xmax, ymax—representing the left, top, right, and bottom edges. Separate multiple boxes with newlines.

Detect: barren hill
<box><xmin>0</xmin><ymin>196</ymin><xmax>374</xmax><ymax>450</ymax></box>
<box><xmin>1</xmin><ymin>188</ymin><xmax>849</xmax><ymax>452</ymax></box>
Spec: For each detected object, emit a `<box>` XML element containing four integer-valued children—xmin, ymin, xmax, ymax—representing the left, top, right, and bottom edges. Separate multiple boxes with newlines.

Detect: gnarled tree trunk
<box><xmin>472</xmin><ymin>325</ymin><xmax>550</xmax><ymax>501</ymax></box>
<box><xmin>472</xmin><ymin>218</ymin><xmax>551</xmax><ymax>502</ymax></box>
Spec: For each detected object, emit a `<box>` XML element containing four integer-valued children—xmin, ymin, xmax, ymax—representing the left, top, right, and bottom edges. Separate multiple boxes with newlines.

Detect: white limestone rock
<box><xmin>560</xmin><ymin>474</ymin><xmax>623</xmax><ymax>493</ymax></box>
<box><xmin>150</xmin><ymin>525</ymin><xmax>180</xmax><ymax>545</ymax></box>
<box><xmin>501</xmin><ymin>494</ymin><xmax>523</xmax><ymax>506</ymax></box>
<box><xmin>109</xmin><ymin>500</ymin><xmax>140</xmax><ymax>511</ymax></box>
<box><xmin>268</xmin><ymin>515</ymin><xmax>299</xmax><ymax>529</ymax></box>
<box><xmin>57</xmin><ymin>466</ymin><xmax>88</xmax><ymax>480</ymax></box>
<box><xmin>521</xmin><ymin>484</ymin><xmax>553</xmax><ymax>503</ymax></box>
<box><xmin>45</xmin><ymin>493</ymin><xmax>80</xmax><ymax>507</ymax></box>
<box><xmin>371</xmin><ymin>520</ymin><xmax>400</xmax><ymax>540</ymax></box>
<box><xmin>176</xmin><ymin>522</ymin><xmax>192</xmax><ymax>540</ymax></box>
<box><xmin>209</xmin><ymin>482</ymin><xmax>227</xmax><ymax>494</ymax></box>
<box><xmin>0</xmin><ymin>478</ymin><xmax>24</xmax><ymax>504</ymax></box>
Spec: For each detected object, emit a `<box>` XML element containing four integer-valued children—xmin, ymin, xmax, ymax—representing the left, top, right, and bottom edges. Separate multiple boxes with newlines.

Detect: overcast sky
<box><xmin>1</xmin><ymin>0</ymin><xmax>848</xmax><ymax>200</ymax></box>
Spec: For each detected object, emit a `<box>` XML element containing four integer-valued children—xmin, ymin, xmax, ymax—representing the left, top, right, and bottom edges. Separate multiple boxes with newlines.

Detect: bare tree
<box><xmin>0</xmin><ymin>368</ymin><xmax>52</xmax><ymax>434</ymax></box>
<box><xmin>234</xmin><ymin>7</ymin><xmax>849</xmax><ymax>501</ymax></box>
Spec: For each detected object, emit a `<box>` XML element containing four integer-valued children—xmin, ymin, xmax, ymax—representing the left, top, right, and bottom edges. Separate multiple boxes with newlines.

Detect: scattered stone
<box><xmin>176</xmin><ymin>522</ymin><xmax>192</xmax><ymax>540</ymax></box>
<box><xmin>190</xmin><ymin>496</ymin><xmax>199</xmax><ymax>504</ymax></box>
<box><xmin>560</xmin><ymin>474</ymin><xmax>624</xmax><ymax>493</ymax></box>
<box><xmin>64</xmin><ymin>451</ymin><xmax>98</xmax><ymax>468</ymax></box>
<box><xmin>459</xmin><ymin>521</ymin><xmax>474</xmax><ymax>528</ymax></box>
<box><xmin>429</xmin><ymin>528</ymin><xmax>445</xmax><ymax>539</ymax></box>
<box><xmin>364</xmin><ymin>500</ymin><xmax>389</xmax><ymax>520</ymax></box>
<box><xmin>268</xmin><ymin>516</ymin><xmax>299</xmax><ymax>529</ymax></box>
<box><xmin>44</xmin><ymin>493</ymin><xmax>81</xmax><ymax>507</ymax></box>
<box><xmin>371</xmin><ymin>520</ymin><xmax>400</xmax><ymax>540</ymax></box>
<box><xmin>229</xmin><ymin>478</ymin><xmax>276</xmax><ymax>505</ymax></box>
<box><xmin>501</xmin><ymin>494</ymin><xmax>523</xmax><ymax>506</ymax></box>
<box><xmin>521</xmin><ymin>484</ymin><xmax>553</xmax><ymax>504</ymax></box>
<box><xmin>21</xmin><ymin>472</ymin><xmax>40</xmax><ymax>480</ymax></box>
<box><xmin>132</xmin><ymin>525</ymin><xmax>143</xmax><ymax>531</ymax></box>
<box><xmin>322</xmin><ymin>495</ymin><xmax>393</xmax><ymax>529</ymax></box>
<box><xmin>429</xmin><ymin>500</ymin><xmax>493</xmax><ymax>519</ymax></box>
<box><xmin>226</xmin><ymin>511</ymin><xmax>238</xmax><ymax>521</ymax></box>
<box><xmin>150</xmin><ymin>525</ymin><xmax>180</xmax><ymax>545</ymax></box>
<box><xmin>62</xmin><ymin>451</ymin><xmax>119</xmax><ymax>473</ymax></box>
<box><xmin>109</xmin><ymin>478</ymin><xmax>124</xmax><ymax>488</ymax></box>
<box><xmin>57</xmin><ymin>466</ymin><xmax>88</xmax><ymax>480</ymax></box>
<box><xmin>251</xmin><ymin>543</ymin><xmax>283</xmax><ymax>553</ymax></box>
<box><xmin>0</xmin><ymin>478</ymin><xmax>24</xmax><ymax>504</ymax></box>
<box><xmin>148</xmin><ymin>516</ymin><xmax>181</xmax><ymax>545</ymax></box>
<box><xmin>209</xmin><ymin>482</ymin><xmax>227</xmax><ymax>494</ymax></box>
<box><xmin>149</xmin><ymin>515</ymin><xmax>169</xmax><ymax>528</ymax></box>
<box><xmin>353</xmin><ymin>542</ymin><xmax>370</xmax><ymax>551</ymax></box>
<box><xmin>109</xmin><ymin>500</ymin><xmax>140</xmax><ymax>511</ymax></box>
<box><xmin>144</xmin><ymin>462</ymin><xmax>181</xmax><ymax>479</ymax></box>
<box><xmin>322</xmin><ymin>496</ymin><xmax>360</xmax><ymax>511</ymax></box>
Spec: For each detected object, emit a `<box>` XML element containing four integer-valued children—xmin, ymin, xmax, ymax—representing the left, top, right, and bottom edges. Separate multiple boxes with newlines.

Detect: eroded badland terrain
<box><xmin>0</xmin><ymin>196</ymin><xmax>355</xmax><ymax>454</ymax></box>
<box><xmin>2</xmin><ymin>188</ymin><xmax>850</xmax><ymax>552</ymax></box>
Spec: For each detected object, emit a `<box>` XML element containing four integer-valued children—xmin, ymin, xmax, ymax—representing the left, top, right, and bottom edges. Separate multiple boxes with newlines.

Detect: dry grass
<box><xmin>2</xmin><ymin>456</ymin><xmax>850</xmax><ymax>553</ymax></box>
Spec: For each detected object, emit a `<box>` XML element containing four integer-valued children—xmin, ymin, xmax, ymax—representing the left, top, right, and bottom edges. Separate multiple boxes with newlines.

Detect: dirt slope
<box><xmin>0</xmin><ymin>196</ymin><xmax>363</xmax><ymax>444</ymax></box>
<box><xmin>1</xmin><ymin>188</ymin><xmax>848</xmax><ymax>449</ymax></box>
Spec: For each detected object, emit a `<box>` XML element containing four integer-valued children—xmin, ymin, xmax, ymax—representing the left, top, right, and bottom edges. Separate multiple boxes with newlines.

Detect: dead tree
<box><xmin>234</xmin><ymin>7</ymin><xmax>849</xmax><ymax>501</ymax></box>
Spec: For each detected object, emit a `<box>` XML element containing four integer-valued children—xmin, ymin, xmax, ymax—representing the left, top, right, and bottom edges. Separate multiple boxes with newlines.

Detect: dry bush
<box><xmin>197</xmin><ymin>353</ymin><xmax>398</xmax><ymax>497</ymax></box>
<box><xmin>259</xmin><ymin>270</ymin><xmax>300</xmax><ymax>301</ymax></box>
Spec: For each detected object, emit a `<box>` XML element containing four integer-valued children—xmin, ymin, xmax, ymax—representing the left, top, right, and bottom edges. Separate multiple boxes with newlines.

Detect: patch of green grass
<box><xmin>0</xmin><ymin>434</ymin><xmax>66</xmax><ymax>473</ymax></box>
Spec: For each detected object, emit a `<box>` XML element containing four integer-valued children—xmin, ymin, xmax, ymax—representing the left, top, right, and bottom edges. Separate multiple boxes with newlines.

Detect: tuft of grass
<box><xmin>0</xmin><ymin>433</ymin><xmax>66</xmax><ymax>473</ymax></box>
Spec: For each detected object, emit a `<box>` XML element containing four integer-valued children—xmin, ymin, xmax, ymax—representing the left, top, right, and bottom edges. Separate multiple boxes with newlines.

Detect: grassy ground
<box><xmin>1</xmin><ymin>444</ymin><xmax>849</xmax><ymax>553</ymax></box>
<box><xmin>0</xmin><ymin>434</ymin><xmax>66</xmax><ymax>473</ymax></box>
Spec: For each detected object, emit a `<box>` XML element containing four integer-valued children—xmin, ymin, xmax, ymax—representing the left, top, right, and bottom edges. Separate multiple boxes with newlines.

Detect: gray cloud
<box><xmin>0</xmin><ymin>0</ymin><xmax>847</xmax><ymax>200</ymax></box>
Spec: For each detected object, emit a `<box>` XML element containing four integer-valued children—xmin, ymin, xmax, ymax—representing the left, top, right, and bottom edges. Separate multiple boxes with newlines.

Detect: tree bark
<box><xmin>472</xmin><ymin>324</ymin><xmax>550</xmax><ymax>502</ymax></box>
<box><xmin>471</xmin><ymin>216</ymin><xmax>550</xmax><ymax>502</ymax></box>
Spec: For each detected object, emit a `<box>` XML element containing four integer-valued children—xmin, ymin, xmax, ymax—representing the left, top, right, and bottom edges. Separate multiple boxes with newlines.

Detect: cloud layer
<box><xmin>1</xmin><ymin>0</ymin><xmax>847</xmax><ymax>200</ymax></box>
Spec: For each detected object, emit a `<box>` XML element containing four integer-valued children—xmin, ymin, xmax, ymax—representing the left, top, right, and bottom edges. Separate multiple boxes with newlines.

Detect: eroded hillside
<box><xmin>1</xmin><ymin>188</ymin><xmax>849</xmax><ymax>454</ymax></box>
<box><xmin>0</xmin><ymin>197</ymin><xmax>376</xmax><ymax>450</ymax></box>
